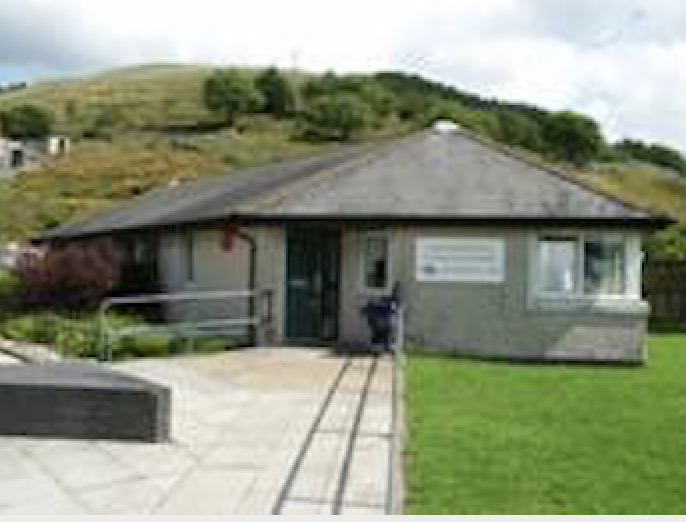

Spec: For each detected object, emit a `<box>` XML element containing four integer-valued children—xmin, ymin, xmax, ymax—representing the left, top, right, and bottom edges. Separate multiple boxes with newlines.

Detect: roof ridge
<box><xmin>457</xmin><ymin>127</ymin><xmax>670</xmax><ymax>219</ymax></box>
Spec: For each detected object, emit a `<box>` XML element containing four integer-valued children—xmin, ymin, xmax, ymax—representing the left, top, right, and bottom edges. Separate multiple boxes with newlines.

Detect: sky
<box><xmin>0</xmin><ymin>0</ymin><xmax>684</xmax><ymax>150</ymax></box>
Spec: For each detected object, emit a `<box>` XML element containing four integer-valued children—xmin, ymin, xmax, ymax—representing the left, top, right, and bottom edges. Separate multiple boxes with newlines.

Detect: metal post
<box><xmin>96</xmin><ymin>300</ymin><xmax>111</xmax><ymax>362</ymax></box>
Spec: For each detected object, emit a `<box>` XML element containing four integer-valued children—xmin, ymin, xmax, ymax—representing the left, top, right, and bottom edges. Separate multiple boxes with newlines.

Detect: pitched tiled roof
<box><xmin>43</xmin><ymin>127</ymin><xmax>669</xmax><ymax>239</ymax></box>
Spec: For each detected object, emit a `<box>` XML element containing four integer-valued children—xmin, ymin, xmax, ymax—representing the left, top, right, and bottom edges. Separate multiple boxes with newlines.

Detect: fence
<box><xmin>97</xmin><ymin>289</ymin><xmax>273</xmax><ymax>361</ymax></box>
<box><xmin>643</xmin><ymin>261</ymin><xmax>686</xmax><ymax>328</ymax></box>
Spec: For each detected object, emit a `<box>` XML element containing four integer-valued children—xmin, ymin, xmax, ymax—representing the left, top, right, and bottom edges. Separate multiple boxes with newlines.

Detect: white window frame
<box><xmin>359</xmin><ymin>231</ymin><xmax>393</xmax><ymax>294</ymax></box>
<box><xmin>530</xmin><ymin>231</ymin><xmax>643</xmax><ymax>307</ymax></box>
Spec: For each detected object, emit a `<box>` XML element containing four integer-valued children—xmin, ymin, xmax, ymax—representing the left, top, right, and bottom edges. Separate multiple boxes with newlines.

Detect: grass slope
<box><xmin>406</xmin><ymin>336</ymin><xmax>686</xmax><ymax>514</ymax></box>
<box><xmin>0</xmin><ymin>64</ymin><xmax>216</xmax><ymax>133</ymax></box>
<box><xmin>579</xmin><ymin>163</ymin><xmax>686</xmax><ymax>222</ymax></box>
<box><xmin>0</xmin><ymin>121</ymin><xmax>330</xmax><ymax>240</ymax></box>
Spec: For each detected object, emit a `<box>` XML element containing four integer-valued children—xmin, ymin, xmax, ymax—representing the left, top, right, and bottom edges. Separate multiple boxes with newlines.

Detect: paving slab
<box><xmin>0</xmin><ymin>348</ymin><xmax>393</xmax><ymax>514</ymax></box>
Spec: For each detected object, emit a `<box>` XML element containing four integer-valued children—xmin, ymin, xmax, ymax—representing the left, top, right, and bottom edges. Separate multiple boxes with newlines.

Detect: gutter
<box><xmin>37</xmin><ymin>212</ymin><xmax>675</xmax><ymax>244</ymax></box>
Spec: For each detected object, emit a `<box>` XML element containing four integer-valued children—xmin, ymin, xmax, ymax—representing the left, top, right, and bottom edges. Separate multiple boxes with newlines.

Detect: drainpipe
<box><xmin>236</xmin><ymin>229</ymin><xmax>258</xmax><ymax>347</ymax></box>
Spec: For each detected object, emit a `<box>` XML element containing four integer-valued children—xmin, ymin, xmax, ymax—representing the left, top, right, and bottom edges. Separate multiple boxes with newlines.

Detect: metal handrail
<box><xmin>97</xmin><ymin>289</ymin><xmax>273</xmax><ymax>361</ymax></box>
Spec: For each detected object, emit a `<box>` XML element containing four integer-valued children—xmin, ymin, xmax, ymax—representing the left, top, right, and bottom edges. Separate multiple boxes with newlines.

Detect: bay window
<box><xmin>536</xmin><ymin>233</ymin><xmax>637</xmax><ymax>299</ymax></box>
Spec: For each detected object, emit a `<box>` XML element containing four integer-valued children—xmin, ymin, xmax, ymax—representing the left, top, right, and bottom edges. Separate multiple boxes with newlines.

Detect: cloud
<box><xmin>0</xmin><ymin>0</ymin><xmax>683</xmax><ymax>150</ymax></box>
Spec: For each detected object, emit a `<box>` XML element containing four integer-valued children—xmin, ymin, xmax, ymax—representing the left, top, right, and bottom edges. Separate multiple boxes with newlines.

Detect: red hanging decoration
<box><xmin>221</xmin><ymin>223</ymin><xmax>239</xmax><ymax>252</ymax></box>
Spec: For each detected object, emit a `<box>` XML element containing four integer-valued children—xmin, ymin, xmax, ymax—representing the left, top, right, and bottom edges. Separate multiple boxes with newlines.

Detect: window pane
<box><xmin>584</xmin><ymin>238</ymin><xmax>625</xmax><ymax>295</ymax></box>
<box><xmin>539</xmin><ymin>237</ymin><xmax>577</xmax><ymax>294</ymax></box>
<box><xmin>364</xmin><ymin>236</ymin><xmax>388</xmax><ymax>289</ymax></box>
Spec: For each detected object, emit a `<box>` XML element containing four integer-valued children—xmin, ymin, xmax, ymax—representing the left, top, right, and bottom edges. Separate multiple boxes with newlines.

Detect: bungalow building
<box><xmin>43</xmin><ymin>123</ymin><xmax>671</xmax><ymax>361</ymax></box>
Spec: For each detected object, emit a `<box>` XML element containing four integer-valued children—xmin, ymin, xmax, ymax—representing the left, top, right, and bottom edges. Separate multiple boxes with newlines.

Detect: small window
<box><xmin>584</xmin><ymin>237</ymin><xmax>626</xmax><ymax>295</ymax></box>
<box><xmin>362</xmin><ymin>235</ymin><xmax>389</xmax><ymax>291</ymax></box>
<box><xmin>183</xmin><ymin>231</ymin><xmax>194</xmax><ymax>282</ymax></box>
<box><xmin>538</xmin><ymin>236</ymin><xmax>578</xmax><ymax>295</ymax></box>
<box><xmin>10</xmin><ymin>149</ymin><xmax>24</xmax><ymax>168</ymax></box>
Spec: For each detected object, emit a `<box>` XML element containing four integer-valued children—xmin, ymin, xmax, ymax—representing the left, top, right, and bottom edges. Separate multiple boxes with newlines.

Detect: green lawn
<box><xmin>406</xmin><ymin>336</ymin><xmax>686</xmax><ymax>514</ymax></box>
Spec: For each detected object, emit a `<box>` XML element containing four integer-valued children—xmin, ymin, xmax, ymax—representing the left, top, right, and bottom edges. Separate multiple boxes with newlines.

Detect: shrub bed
<box><xmin>0</xmin><ymin>311</ymin><xmax>229</xmax><ymax>360</ymax></box>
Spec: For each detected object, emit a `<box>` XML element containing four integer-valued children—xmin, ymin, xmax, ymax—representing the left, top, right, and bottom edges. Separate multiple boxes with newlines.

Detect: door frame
<box><xmin>284</xmin><ymin>226</ymin><xmax>342</xmax><ymax>343</ymax></box>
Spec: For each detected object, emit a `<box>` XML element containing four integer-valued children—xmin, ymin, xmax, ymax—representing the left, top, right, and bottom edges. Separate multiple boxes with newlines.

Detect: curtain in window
<box><xmin>584</xmin><ymin>239</ymin><xmax>625</xmax><ymax>295</ymax></box>
<box><xmin>539</xmin><ymin>237</ymin><xmax>577</xmax><ymax>294</ymax></box>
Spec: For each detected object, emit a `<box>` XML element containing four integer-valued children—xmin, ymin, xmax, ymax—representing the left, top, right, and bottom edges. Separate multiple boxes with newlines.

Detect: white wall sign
<box><xmin>416</xmin><ymin>237</ymin><xmax>505</xmax><ymax>282</ymax></box>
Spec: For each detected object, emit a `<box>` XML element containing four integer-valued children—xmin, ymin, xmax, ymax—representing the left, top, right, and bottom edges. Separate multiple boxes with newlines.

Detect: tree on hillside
<box><xmin>83</xmin><ymin>104</ymin><xmax>129</xmax><ymax>139</ymax></box>
<box><xmin>203</xmin><ymin>70</ymin><xmax>263</xmax><ymax>126</ymax></box>
<box><xmin>614</xmin><ymin>139</ymin><xmax>686</xmax><ymax>174</ymax></box>
<box><xmin>301</xmin><ymin>94</ymin><xmax>373</xmax><ymax>140</ymax></box>
<box><xmin>420</xmin><ymin>99</ymin><xmax>495</xmax><ymax>137</ymax></box>
<box><xmin>304</xmin><ymin>72</ymin><xmax>395</xmax><ymax>121</ymax></box>
<box><xmin>496</xmin><ymin>110</ymin><xmax>544</xmax><ymax>152</ymax></box>
<box><xmin>256</xmin><ymin>67</ymin><xmax>297</xmax><ymax>117</ymax></box>
<box><xmin>303</xmin><ymin>71</ymin><xmax>342</xmax><ymax>99</ymax></box>
<box><xmin>0</xmin><ymin>104</ymin><xmax>55</xmax><ymax>139</ymax></box>
<box><xmin>543</xmin><ymin>111</ymin><xmax>604</xmax><ymax>166</ymax></box>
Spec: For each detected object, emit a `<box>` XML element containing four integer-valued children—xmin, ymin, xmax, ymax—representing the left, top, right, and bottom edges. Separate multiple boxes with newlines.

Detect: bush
<box><xmin>614</xmin><ymin>139</ymin><xmax>686</xmax><ymax>174</ymax></box>
<box><xmin>542</xmin><ymin>111</ymin><xmax>605</xmax><ymax>166</ymax></box>
<box><xmin>256</xmin><ymin>67</ymin><xmax>297</xmax><ymax>117</ymax></box>
<box><xmin>644</xmin><ymin>223</ymin><xmax>686</xmax><ymax>262</ymax></box>
<box><xmin>0</xmin><ymin>104</ymin><xmax>55</xmax><ymax>139</ymax></box>
<box><xmin>301</xmin><ymin>93</ymin><xmax>373</xmax><ymax>140</ymax></box>
<box><xmin>0</xmin><ymin>310</ymin><xmax>231</xmax><ymax>360</ymax></box>
<box><xmin>0</xmin><ymin>312</ymin><xmax>57</xmax><ymax>344</ymax></box>
<box><xmin>496</xmin><ymin>110</ymin><xmax>545</xmax><ymax>152</ymax></box>
<box><xmin>0</xmin><ymin>311</ymin><xmax>167</xmax><ymax>359</ymax></box>
<box><xmin>0</xmin><ymin>268</ymin><xmax>19</xmax><ymax>309</ymax></box>
<box><xmin>304</xmin><ymin>73</ymin><xmax>395</xmax><ymax>119</ymax></box>
<box><xmin>16</xmin><ymin>240</ymin><xmax>122</xmax><ymax>311</ymax></box>
<box><xmin>82</xmin><ymin>104</ymin><xmax>129</xmax><ymax>139</ymax></box>
<box><xmin>203</xmin><ymin>69</ymin><xmax>263</xmax><ymax>126</ymax></box>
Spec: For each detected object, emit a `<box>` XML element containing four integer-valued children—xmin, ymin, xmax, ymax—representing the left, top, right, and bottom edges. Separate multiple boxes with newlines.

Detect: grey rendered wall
<box><xmin>157</xmin><ymin>225</ymin><xmax>285</xmax><ymax>344</ymax></box>
<box><xmin>339</xmin><ymin>226</ymin><xmax>648</xmax><ymax>362</ymax></box>
<box><xmin>253</xmin><ymin>226</ymin><xmax>285</xmax><ymax>345</ymax></box>
<box><xmin>339</xmin><ymin>227</ymin><xmax>401</xmax><ymax>348</ymax></box>
<box><xmin>158</xmin><ymin>228</ymin><xmax>251</xmax><ymax>324</ymax></box>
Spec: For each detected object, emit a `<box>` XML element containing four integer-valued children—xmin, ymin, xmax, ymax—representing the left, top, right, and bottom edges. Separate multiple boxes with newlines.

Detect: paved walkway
<box><xmin>0</xmin><ymin>348</ymin><xmax>393</xmax><ymax>514</ymax></box>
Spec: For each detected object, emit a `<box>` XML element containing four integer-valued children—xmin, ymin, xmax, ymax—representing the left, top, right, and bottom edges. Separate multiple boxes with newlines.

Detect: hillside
<box><xmin>0</xmin><ymin>63</ymin><xmax>684</xmax><ymax>253</ymax></box>
<box><xmin>0</xmin><ymin>64</ymin><xmax>217</xmax><ymax>133</ymax></box>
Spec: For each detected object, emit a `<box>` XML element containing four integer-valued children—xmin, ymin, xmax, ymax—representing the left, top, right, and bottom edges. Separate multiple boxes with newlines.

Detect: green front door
<box><xmin>285</xmin><ymin>227</ymin><xmax>341</xmax><ymax>341</ymax></box>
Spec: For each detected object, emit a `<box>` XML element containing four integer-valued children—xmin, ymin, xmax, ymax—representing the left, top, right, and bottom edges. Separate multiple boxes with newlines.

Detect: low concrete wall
<box><xmin>0</xmin><ymin>362</ymin><xmax>170</xmax><ymax>442</ymax></box>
